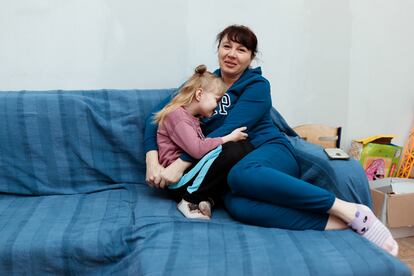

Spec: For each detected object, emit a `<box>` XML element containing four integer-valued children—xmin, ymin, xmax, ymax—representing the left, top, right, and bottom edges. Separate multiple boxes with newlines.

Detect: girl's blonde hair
<box><xmin>154</xmin><ymin>65</ymin><xmax>226</xmax><ymax>126</ymax></box>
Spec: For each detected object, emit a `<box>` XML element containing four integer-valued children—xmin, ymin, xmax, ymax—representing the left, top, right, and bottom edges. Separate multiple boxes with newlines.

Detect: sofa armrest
<box><xmin>269</xmin><ymin>107</ymin><xmax>372</xmax><ymax>207</ymax></box>
<box><xmin>287</xmin><ymin>135</ymin><xmax>372</xmax><ymax>208</ymax></box>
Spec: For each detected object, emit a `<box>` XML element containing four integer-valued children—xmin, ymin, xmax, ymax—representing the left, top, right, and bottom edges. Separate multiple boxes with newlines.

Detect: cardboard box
<box><xmin>349</xmin><ymin>135</ymin><xmax>403</xmax><ymax>180</ymax></box>
<box><xmin>370</xmin><ymin>178</ymin><xmax>414</xmax><ymax>238</ymax></box>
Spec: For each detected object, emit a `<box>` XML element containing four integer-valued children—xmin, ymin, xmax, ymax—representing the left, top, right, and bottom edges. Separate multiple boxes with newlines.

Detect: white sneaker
<box><xmin>177</xmin><ymin>199</ymin><xmax>210</xmax><ymax>220</ymax></box>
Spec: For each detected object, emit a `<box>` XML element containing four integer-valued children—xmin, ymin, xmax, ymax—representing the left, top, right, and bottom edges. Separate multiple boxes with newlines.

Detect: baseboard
<box><xmin>391</xmin><ymin>226</ymin><xmax>414</xmax><ymax>238</ymax></box>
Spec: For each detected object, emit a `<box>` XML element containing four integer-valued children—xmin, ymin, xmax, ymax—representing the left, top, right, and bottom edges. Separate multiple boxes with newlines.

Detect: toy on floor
<box><xmin>397</xmin><ymin>127</ymin><xmax>414</xmax><ymax>178</ymax></box>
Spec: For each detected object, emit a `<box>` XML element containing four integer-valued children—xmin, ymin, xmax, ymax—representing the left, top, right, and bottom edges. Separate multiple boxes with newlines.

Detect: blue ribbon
<box><xmin>168</xmin><ymin>145</ymin><xmax>222</xmax><ymax>194</ymax></box>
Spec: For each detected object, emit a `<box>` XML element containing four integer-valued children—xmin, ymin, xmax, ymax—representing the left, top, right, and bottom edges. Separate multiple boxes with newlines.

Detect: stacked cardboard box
<box><xmin>370</xmin><ymin>178</ymin><xmax>414</xmax><ymax>238</ymax></box>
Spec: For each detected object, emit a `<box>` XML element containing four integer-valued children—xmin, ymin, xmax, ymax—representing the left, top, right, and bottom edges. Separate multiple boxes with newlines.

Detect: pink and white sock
<box><xmin>348</xmin><ymin>205</ymin><xmax>398</xmax><ymax>256</ymax></box>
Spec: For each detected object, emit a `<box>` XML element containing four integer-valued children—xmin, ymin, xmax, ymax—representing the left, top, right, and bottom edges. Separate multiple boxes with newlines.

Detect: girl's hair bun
<box><xmin>194</xmin><ymin>64</ymin><xmax>207</xmax><ymax>75</ymax></box>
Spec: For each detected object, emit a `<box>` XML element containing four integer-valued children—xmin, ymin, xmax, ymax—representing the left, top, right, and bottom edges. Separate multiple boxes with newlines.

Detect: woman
<box><xmin>144</xmin><ymin>25</ymin><xmax>398</xmax><ymax>256</ymax></box>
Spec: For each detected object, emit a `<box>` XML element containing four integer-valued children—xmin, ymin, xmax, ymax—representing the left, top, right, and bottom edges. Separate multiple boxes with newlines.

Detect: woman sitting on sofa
<box><xmin>144</xmin><ymin>24</ymin><xmax>398</xmax><ymax>256</ymax></box>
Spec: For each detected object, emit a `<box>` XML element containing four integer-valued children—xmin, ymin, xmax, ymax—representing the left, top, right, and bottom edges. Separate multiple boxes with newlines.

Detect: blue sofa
<box><xmin>0</xmin><ymin>89</ymin><xmax>410</xmax><ymax>275</ymax></box>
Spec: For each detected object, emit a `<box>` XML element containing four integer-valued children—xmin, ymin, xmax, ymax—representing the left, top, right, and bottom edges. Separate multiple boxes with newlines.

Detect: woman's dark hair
<box><xmin>216</xmin><ymin>25</ymin><xmax>258</xmax><ymax>59</ymax></box>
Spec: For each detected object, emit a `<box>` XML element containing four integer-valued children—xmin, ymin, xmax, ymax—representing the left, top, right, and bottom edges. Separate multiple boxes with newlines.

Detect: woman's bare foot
<box><xmin>325</xmin><ymin>215</ymin><xmax>347</xmax><ymax>230</ymax></box>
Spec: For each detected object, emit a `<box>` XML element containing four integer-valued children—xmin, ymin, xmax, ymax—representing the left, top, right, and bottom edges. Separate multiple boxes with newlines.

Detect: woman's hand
<box><xmin>160</xmin><ymin>158</ymin><xmax>192</xmax><ymax>188</ymax></box>
<box><xmin>145</xmin><ymin>150</ymin><xmax>165</xmax><ymax>188</ymax></box>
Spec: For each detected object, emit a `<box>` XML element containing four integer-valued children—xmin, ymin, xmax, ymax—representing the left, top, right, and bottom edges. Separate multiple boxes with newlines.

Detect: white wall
<box><xmin>347</xmin><ymin>0</ymin><xmax>414</xmax><ymax>148</ymax></box>
<box><xmin>0</xmin><ymin>0</ymin><xmax>189</xmax><ymax>89</ymax></box>
<box><xmin>0</xmin><ymin>0</ymin><xmax>412</xmax><ymax>149</ymax></box>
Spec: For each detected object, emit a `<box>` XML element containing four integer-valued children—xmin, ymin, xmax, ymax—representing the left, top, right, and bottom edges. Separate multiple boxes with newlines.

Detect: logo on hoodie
<box><xmin>213</xmin><ymin>93</ymin><xmax>231</xmax><ymax>116</ymax></box>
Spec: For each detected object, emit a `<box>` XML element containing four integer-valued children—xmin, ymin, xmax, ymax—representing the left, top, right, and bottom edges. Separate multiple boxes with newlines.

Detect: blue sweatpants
<box><xmin>224</xmin><ymin>141</ymin><xmax>336</xmax><ymax>230</ymax></box>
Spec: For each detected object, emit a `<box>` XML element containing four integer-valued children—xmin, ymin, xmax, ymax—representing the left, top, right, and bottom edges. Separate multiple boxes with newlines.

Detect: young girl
<box><xmin>154</xmin><ymin>65</ymin><xmax>249</xmax><ymax>219</ymax></box>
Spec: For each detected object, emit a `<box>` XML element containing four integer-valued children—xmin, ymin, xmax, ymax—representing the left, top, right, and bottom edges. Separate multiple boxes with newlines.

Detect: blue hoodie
<box><xmin>144</xmin><ymin>67</ymin><xmax>292</xmax><ymax>157</ymax></box>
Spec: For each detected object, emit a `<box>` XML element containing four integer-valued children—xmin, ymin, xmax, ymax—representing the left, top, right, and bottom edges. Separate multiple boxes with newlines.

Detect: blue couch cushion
<box><xmin>270</xmin><ymin>107</ymin><xmax>372</xmax><ymax>207</ymax></box>
<box><xmin>287</xmin><ymin>136</ymin><xmax>373</xmax><ymax>207</ymax></box>
<box><xmin>0</xmin><ymin>187</ymin><xmax>134</xmax><ymax>275</ymax></box>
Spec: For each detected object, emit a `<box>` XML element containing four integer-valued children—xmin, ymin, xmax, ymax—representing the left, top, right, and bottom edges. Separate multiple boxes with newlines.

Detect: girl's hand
<box><xmin>145</xmin><ymin>150</ymin><xmax>165</xmax><ymax>188</ymax></box>
<box><xmin>221</xmin><ymin>126</ymin><xmax>248</xmax><ymax>143</ymax></box>
<box><xmin>160</xmin><ymin>158</ymin><xmax>192</xmax><ymax>188</ymax></box>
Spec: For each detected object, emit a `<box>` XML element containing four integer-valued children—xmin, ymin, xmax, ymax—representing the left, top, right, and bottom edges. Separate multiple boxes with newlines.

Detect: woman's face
<box><xmin>218</xmin><ymin>35</ymin><xmax>253</xmax><ymax>81</ymax></box>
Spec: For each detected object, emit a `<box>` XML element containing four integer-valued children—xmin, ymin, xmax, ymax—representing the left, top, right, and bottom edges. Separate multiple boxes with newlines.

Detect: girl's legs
<box><xmin>169</xmin><ymin>184</ymin><xmax>210</xmax><ymax>219</ymax></box>
<box><xmin>185</xmin><ymin>140</ymin><xmax>254</xmax><ymax>209</ymax></box>
<box><xmin>226</xmin><ymin>142</ymin><xmax>398</xmax><ymax>255</ymax></box>
<box><xmin>170</xmin><ymin>140</ymin><xmax>254</xmax><ymax>219</ymax></box>
<box><xmin>197</xmin><ymin>140</ymin><xmax>254</xmax><ymax>217</ymax></box>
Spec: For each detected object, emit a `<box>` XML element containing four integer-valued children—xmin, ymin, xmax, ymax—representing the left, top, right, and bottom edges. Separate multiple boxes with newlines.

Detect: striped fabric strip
<box><xmin>364</xmin><ymin>220</ymin><xmax>391</xmax><ymax>247</ymax></box>
<box><xmin>168</xmin><ymin>145</ymin><xmax>222</xmax><ymax>192</ymax></box>
<box><xmin>0</xmin><ymin>197</ymin><xmax>43</xmax><ymax>274</ymax></box>
<box><xmin>0</xmin><ymin>189</ymin><xmax>134</xmax><ymax>275</ymax></box>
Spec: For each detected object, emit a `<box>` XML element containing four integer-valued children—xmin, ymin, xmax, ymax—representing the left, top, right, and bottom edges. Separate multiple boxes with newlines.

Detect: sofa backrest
<box><xmin>0</xmin><ymin>89</ymin><xmax>175</xmax><ymax>195</ymax></box>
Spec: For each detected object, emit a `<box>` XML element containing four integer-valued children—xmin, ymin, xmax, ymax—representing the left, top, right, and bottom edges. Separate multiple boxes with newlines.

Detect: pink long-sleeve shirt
<box><xmin>157</xmin><ymin>107</ymin><xmax>223</xmax><ymax>167</ymax></box>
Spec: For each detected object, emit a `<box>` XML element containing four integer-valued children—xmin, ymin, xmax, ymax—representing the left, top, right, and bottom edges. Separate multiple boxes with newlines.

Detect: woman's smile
<box><xmin>224</xmin><ymin>60</ymin><xmax>237</xmax><ymax>68</ymax></box>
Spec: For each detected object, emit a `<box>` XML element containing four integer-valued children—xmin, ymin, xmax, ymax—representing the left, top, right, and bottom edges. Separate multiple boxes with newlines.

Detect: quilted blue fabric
<box><xmin>270</xmin><ymin>107</ymin><xmax>373</xmax><ymax>207</ymax></box>
<box><xmin>0</xmin><ymin>89</ymin><xmax>409</xmax><ymax>275</ymax></box>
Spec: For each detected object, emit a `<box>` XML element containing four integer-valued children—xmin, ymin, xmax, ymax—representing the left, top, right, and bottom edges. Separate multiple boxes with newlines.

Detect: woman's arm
<box><xmin>145</xmin><ymin>150</ymin><xmax>165</xmax><ymax>188</ymax></box>
<box><xmin>143</xmin><ymin>94</ymin><xmax>174</xmax><ymax>187</ymax></box>
<box><xmin>143</xmin><ymin>95</ymin><xmax>172</xmax><ymax>153</ymax></box>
